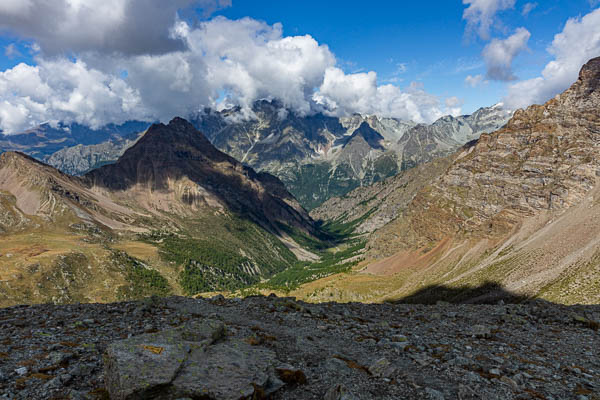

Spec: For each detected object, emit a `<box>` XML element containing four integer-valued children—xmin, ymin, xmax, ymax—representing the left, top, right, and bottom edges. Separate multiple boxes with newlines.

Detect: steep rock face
<box><xmin>396</xmin><ymin>56</ymin><xmax>600</xmax><ymax>248</ymax></box>
<box><xmin>352</xmin><ymin>57</ymin><xmax>600</xmax><ymax>303</ymax></box>
<box><xmin>195</xmin><ymin>101</ymin><xmax>347</xmax><ymax>170</ymax></box>
<box><xmin>339</xmin><ymin>114</ymin><xmax>416</xmax><ymax>143</ymax></box>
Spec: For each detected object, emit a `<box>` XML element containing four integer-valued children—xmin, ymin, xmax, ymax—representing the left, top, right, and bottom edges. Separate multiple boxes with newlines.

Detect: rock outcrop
<box><xmin>104</xmin><ymin>319</ymin><xmax>292</xmax><ymax>400</ymax></box>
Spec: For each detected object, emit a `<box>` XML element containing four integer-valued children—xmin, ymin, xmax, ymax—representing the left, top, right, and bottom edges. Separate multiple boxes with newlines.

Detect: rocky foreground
<box><xmin>0</xmin><ymin>295</ymin><xmax>598</xmax><ymax>399</ymax></box>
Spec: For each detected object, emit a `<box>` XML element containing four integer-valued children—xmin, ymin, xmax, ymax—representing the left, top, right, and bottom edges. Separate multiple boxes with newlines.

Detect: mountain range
<box><xmin>1</xmin><ymin>102</ymin><xmax>512</xmax><ymax>210</ymax></box>
<box><xmin>2</xmin><ymin>57</ymin><xmax>600</xmax><ymax>308</ymax></box>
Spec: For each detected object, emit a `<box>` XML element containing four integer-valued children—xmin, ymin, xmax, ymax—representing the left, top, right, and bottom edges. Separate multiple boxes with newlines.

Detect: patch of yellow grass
<box><xmin>0</xmin><ymin>232</ymin><xmax>94</xmax><ymax>279</ymax></box>
<box><xmin>113</xmin><ymin>241</ymin><xmax>160</xmax><ymax>263</ymax></box>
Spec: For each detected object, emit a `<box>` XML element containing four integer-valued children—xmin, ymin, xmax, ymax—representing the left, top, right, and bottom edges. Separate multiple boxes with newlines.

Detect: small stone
<box><xmin>391</xmin><ymin>334</ymin><xmax>408</xmax><ymax>342</ymax></box>
<box><xmin>471</xmin><ymin>325</ymin><xmax>491</xmax><ymax>338</ymax></box>
<box><xmin>368</xmin><ymin>357</ymin><xmax>395</xmax><ymax>378</ymax></box>
<box><xmin>324</xmin><ymin>384</ymin><xmax>359</xmax><ymax>400</ymax></box>
<box><xmin>489</xmin><ymin>368</ymin><xmax>502</xmax><ymax>376</ymax></box>
<box><xmin>425</xmin><ymin>387</ymin><xmax>445</xmax><ymax>400</ymax></box>
<box><xmin>264</xmin><ymin>376</ymin><xmax>285</xmax><ymax>396</ymax></box>
<box><xmin>391</xmin><ymin>342</ymin><xmax>410</xmax><ymax>350</ymax></box>
<box><xmin>48</xmin><ymin>351</ymin><xmax>70</xmax><ymax>365</ymax></box>
<box><xmin>324</xmin><ymin>358</ymin><xmax>353</xmax><ymax>375</ymax></box>
<box><xmin>47</xmin><ymin>343</ymin><xmax>62</xmax><ymax>351</ymax></box>
<box><xmin>15</xmin><ymin>367</ymin><xmax>28</xmax><ymax>376</ymax></box>
<box><xmin>275</xmin><ymin>364</ymin><xmax>307</xmax><ymax>385</ymax></box>
<box><xmin>500</xmin><ymin>376</ymin><xmax>519</xmax><ymax>390</ymax></box>
<box><xmin>45</xmin><ymin>376</ymin><xmax>63</xmax><ymax>389</ymax></box>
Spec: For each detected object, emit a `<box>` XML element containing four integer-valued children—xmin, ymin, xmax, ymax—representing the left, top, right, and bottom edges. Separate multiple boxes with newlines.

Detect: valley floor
<box><xmin>0</xmin><ymin>295</ymin><xmax>598</xmax><ymax>399</ymax></box>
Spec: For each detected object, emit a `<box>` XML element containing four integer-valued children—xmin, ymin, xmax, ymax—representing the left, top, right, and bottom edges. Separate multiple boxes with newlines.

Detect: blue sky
<box><xmin>214</xmin><ymin>0</ymin><xmax>599</xmax><ymax>113</ymax></box>
<box><xmin>0</xmin><ymin>0</ymin><xmax>598</xmax><ymax>133</ymax></box>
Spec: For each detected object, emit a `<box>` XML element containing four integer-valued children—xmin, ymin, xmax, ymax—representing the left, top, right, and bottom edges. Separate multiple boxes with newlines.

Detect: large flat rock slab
<box><xmin>104</xmin><ymin>319</ymin><xmax>283</xmax><ymax>400</ymax></box>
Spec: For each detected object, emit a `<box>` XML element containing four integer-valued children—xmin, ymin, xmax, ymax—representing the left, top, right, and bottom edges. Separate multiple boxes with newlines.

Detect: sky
<box><xmin>0</xmin><ymin>0</ymin><xmax>599</xmax><ymax>134</ymax></box>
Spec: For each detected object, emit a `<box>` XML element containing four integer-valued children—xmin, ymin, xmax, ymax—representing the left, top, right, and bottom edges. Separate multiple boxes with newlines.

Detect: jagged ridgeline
<box><xmin>7</xmin><ymin>100</ymin><xmax>512</xmax><ymax>211</ymax></box>
<box><xmin>193</xmin><ymin>101</ymin><xmax>511</xmax><ymax>210</ymax></box>
<box><xmin>0</xmin><ymin>118</ymin><xmax>324</xmax><ymax>307</ymax></box>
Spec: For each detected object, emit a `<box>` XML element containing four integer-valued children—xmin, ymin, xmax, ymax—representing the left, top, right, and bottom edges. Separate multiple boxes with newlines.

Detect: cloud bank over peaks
<box><xmin>0</xmin><ymin>59</ymin><xmax>150</xmax><ymax>133</ymax></box>
<box><xmin>0</xmin><ymin>13</ymin><xmax>460</xmax><ymax>133</ymax></box>
<box><xmin>504</xmin><ymin>8</ymin><xmax>600</xmax><ymax>110</ymax></box>
<box><xmin>314</xmin><ymin>69</ymin><xmax>457</xmax><ymax>123</ymax></box>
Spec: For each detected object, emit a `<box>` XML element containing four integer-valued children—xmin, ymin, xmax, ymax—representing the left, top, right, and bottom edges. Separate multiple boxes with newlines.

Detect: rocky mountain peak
<box><xmin>347</xmin><ymin>121</ymin><xmax>385</xmax><ymax>150</ymax></box>
<box><xmin>136</xmin><ymin>117</ymin><xmax>215</xmax><ymax>153</ymax></box>
<box><xmin>578</xmin><ymin>55</ymin><xmax>600</xmax><ymax>87</ymax></box>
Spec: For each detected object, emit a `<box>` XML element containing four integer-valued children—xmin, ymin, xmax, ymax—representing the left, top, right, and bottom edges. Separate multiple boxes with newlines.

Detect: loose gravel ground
<box><xmin>0</xmin><ymin>295</ymin><xmax>599</xmax><ymax>399</ymax></box>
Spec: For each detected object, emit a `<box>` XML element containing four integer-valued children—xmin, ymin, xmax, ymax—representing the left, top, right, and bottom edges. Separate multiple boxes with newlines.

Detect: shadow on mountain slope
<box><xmin>391</xmin><ymin>281</ymin><xmax>532</xmax><ymax>305</ymax></box>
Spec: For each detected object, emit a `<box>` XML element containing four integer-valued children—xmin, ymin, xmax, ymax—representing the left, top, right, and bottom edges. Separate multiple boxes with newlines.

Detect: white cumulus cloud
<box><xmin>0</xmin><ymin>60</ymin><xmax>150</xmax><ymax>133</ymax></box>
<box><xmin>482</xmin><ymin>27</ymin><xmax>530</xmax><ymax>81</ymax></box>
<box><xmin>463</xmin><ymin>0</ymin><xmax>516</xmax><ymax>40</ymax></box>
<box><xmin>505</xmin><ymin>8</ymin><xmax>600</xmax><ymax>110</ymax></box>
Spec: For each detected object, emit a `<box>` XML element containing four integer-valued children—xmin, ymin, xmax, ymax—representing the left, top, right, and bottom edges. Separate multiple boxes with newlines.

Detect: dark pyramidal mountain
<box><xmin>0</xmin><ymin>118</ymin><xmax>317</xmax><ymax>307</ymax></box>
<box><xmin>85</xmin><ymin>117</ymin><xmax>312</xmax><ymax>233</ymax></box>
<box><xmin>307</xmin><ymin>56</ymin><xmax>600</xmax><ymax>305</ymax></box>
